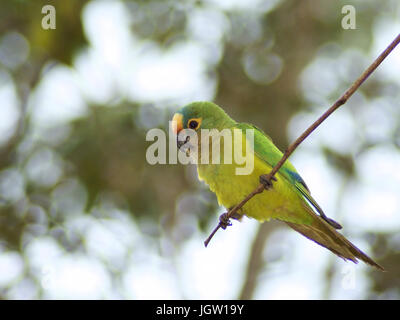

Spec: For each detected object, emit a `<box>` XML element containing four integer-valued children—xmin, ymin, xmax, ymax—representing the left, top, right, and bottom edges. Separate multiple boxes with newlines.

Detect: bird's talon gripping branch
<box><xmin>230</xmin><ymin>211</ymin><xmax>242</xmax><ymax>220</ymax></box>
<box><xmin>259</xmin><ymin>174</ymin><xmax>277</xmax><ymax>190</ymax></box>
<box><xmin>219</xmin><ymin>212</ymin><xmax>232</xmax><ymax>230</ymax></box>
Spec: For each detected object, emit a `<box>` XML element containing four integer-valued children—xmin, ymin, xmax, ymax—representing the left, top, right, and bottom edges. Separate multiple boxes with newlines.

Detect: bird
<box><xmin>172</xmin><ymin>101</ymin><xmax>384</xmax><ymax>271</ymax></box>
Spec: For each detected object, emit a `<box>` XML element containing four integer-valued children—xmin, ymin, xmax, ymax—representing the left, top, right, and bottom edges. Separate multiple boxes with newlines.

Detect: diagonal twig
<box><xmin>204</xmin><ymin>32</ymin><xmax>400</xmax><ymax>247</ymax></box>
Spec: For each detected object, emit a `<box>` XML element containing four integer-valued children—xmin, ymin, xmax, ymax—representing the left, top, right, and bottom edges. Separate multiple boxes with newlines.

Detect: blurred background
<box><xmin>0</xmin><ymin>0</ymin><xmax>399</xmax><ymax>299</ymax></box>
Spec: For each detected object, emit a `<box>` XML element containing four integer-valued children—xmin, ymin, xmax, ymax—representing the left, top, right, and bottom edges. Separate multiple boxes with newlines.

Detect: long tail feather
<box><xmin>283</xmin><ymin>213</ymin><xmax>384</xmax><ymax>271</ymax></box>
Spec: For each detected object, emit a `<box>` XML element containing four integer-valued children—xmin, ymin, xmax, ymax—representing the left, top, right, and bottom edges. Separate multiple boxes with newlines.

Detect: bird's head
<box><xmin>172</xmin><ymin>101</ymin><xmax>234</xmax><ymax>135</ymax></box>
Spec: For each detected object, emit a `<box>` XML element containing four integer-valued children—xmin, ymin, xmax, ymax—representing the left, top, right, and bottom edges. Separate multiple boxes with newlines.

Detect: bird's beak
<box><xmin>172</xmin><ymin>113</ymin><xmax>188</xmax><ymax>149</ymax></box>
<box><xmin>172</xmin><ymin>113</ymin><xmax>183</xmax><ymax>135</ymax></box>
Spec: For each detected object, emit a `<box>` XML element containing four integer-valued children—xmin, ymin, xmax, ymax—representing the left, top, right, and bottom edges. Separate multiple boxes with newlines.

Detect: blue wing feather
<box><xmin>237</xmin><ymin>122</ymin><xmax>325</xmax><ymax>216</ymax></box>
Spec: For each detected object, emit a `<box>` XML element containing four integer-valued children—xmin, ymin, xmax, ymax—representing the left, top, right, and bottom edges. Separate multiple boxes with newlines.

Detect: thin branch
<box><xmin>204</xmin><ymin>32</ymin><xmax>400</xmax><ymax>247</ymax></box>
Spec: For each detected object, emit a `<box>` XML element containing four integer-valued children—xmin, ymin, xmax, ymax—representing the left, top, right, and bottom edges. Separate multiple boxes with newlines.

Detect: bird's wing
<box><xmin>237</xmin><ymin>123</ymin><xmax>342</xmax><ymax>229</ymax></box>
<box><xmin>236</xmin><ymin>123</ymin><xmax>384</xmax><ymax>270</ymax></box>
<box><xmin>236</xmin><ymin>123</ymin><xmax>318</xmax><ymax>207</ymax></box>
<box><xmin>237</xmin><ymin>123</ymin><xmax>343</xmax><ymax>228</ymax></box>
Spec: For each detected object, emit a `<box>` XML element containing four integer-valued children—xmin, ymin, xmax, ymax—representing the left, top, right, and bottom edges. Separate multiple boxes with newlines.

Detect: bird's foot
<box><xmin>227</xmin><ymin>206</ymin><xmax>243</xmax><ymax>221</ymax></box>
<box><xmin>259</xmin><ymin>174</ymin><xmax>277</xmax><ymax>190</ymax></box>
<box><xmin>230</xmin><ymin>212</ymin><xmax>243</xmax><ymax>221</ymax></box>
<box><xmin>219</xmin><ymin>212</ymin><xmax>232</xmax><ymax>230</ymax></box>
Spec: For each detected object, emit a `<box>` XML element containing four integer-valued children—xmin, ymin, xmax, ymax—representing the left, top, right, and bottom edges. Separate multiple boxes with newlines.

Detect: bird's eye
<box><xmin>188</xmin><ymin>118</ymin><xmax>201</xmax><ymax>130</ymax></box>
<box><xmin>189</xmin><ymin>120</ymin><xmax>198</xmax><ymax>129</ymax></box>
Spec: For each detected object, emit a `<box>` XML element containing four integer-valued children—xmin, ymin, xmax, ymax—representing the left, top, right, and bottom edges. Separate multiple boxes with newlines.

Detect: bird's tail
<box><xmin>284</xmin><ymin>212</ymin><xmax>384</xmax><ymax>271</ymax></box>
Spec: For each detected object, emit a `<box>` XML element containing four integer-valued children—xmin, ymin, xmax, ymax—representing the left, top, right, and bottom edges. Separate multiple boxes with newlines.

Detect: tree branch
<box><xmin>204</xmin><ymin>32</ymin><xmax>400</xmax><ymax>247</ymax></box>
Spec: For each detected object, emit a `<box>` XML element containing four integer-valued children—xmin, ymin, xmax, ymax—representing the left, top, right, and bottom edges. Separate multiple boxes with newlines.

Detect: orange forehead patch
<box><xmin>172</xmin><ymin>113</ymin><xmax>183</xmax><ymax>134</ymax></box>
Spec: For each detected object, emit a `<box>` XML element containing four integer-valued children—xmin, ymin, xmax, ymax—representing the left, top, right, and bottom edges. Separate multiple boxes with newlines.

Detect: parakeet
<box><xmin>172</xmin><ymin>101</ymin><xmax>384</xmax><ymax>271</ymax></box>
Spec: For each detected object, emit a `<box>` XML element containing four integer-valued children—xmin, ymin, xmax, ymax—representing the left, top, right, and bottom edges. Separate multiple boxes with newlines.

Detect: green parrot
<box><xmin>172</xmin><ymin>101</ymin><xmax>384</xmax><ymax>271</ymax></box>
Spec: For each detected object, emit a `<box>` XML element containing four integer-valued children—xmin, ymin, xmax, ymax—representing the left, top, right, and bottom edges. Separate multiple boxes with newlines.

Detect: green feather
<box><xmin>173</xmin><ymin>101</ymin><xmax>384</xmax><ymax>270</ymax></box>
<box><xmin>236</xmin><ymin>122</ymin><xmax>326</xmax><ymax>217</ymax></box>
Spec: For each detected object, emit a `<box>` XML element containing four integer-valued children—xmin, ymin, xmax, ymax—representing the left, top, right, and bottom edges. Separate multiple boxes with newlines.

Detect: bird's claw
<box><xmin>230</xmin><ymin>212</ymin><xmax>243</xmax><ymax>221</ymax></box>
<box><xmin>219</xmin><ymin>212</ymin><xmax>232</xmax><ymax>230</ymax></box>
<box><xmin>259</xmin><ymin>174</ymin><xmax>277</xmax><ymax>190</ymax></box>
